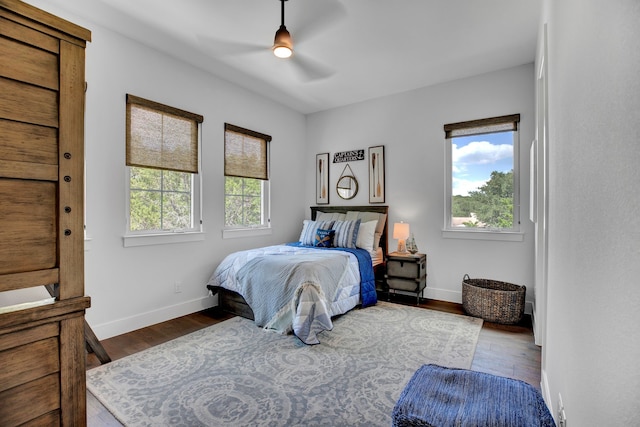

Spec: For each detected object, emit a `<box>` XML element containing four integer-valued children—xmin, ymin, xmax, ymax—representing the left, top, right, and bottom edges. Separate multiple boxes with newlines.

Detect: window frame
<box><xmin>123</xmin><ymin>95</ymin><xmax>204</xmax><ymax>247</ymax></box>
<box><xmin>223</xmin><ymin>123</ymin><xmax>272</xmax><ymax>238</ymax></box>
<box><xmin>443</xmin><ymin>114</ymin><xmax>523</xmax><ymax>242</ymax></box>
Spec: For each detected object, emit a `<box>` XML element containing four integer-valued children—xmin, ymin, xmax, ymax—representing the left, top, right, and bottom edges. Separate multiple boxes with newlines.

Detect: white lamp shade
<box><xmin>393</xmin><ymin>222</ymin><xmax>410</xmax><ymax>240</ymax></box>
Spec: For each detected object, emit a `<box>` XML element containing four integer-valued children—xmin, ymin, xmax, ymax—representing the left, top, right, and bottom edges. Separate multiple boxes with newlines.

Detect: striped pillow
<box><xmin>299</xmin><ymin>220</ymin><xmax>334</xmax><ymax>246</ymax></box>
<box><xmin>332</xmin><ymin>219</ymin><xmax>361</xmax><ymax>248</ymax></box>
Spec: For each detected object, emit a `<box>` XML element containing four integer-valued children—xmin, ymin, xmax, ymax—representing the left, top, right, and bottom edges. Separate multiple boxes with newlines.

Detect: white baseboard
<box><xmin>540</xmin><ymin>368</ymin><xmax>553</xmax><ymax>415</ymax></box>
<box><xmin>90</xmin><ymin>295</ymin><xmax>217</xmax><ymax>340</ymax></box>
<box><xmin>531</xmin><ymin>301</ymin><xmax>544</xmax><ymax>346</ymax></box>
<box><xmin>531</xmin><ymin>304</ymin><xmax>537</xmax><ymax>340</ymax></box>
<box><xmin>422</xmin><ymin>287</ymin><xmax>535</xmax><ymax>316</ymax></box>
<box><xmin>91</xmin><ymin>289</ymin><xmax>535</xmax><ymax>341</ymax></box>
<box><xmin>423</xmin><ymin>286</ymin><xmax>463</xmax><ymax>303</ymax></box>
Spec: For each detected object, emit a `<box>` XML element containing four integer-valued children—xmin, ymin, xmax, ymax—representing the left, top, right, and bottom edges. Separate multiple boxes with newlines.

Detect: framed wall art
<box><xmin>316</xmin><ymin>153</ymin><xmax>329</xmax><ymax>204</ymax></box>
<box><xmin>369</xmin><ymin>145</ymin><xmax>385</xmax><ymax>203</ymax></box>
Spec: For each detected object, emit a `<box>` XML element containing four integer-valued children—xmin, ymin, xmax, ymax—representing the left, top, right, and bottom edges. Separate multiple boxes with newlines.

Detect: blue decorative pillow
<box><xmin>332</xmin><ymin>219</ymin><xmax>361</xmax><ymax>248</ymax></box>
<box><xmin>299</xmin><ymin>220</ymin><xmax>334</xmax><ymax>246</ymax></box>
<box><xmin>315</xmin><ymin>229</ymin><xmax>335</xmax><ymax>248</ymax></box>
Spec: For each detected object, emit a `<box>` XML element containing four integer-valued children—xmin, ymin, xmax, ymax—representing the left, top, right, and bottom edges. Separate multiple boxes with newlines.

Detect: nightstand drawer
<box><xmin>387</xmin><ymin>258</ymin><xmax>426</xmax><ymax>279</ymax></box>
<box><xmin>387</xmin><ymin>277</ymin><xmax>426</xmax><ymax>293</ymax></box>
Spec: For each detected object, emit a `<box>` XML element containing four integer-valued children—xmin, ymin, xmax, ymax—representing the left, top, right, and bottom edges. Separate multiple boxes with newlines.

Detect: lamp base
<box><xmin>397</xmin><ymin>240</ymin><xmax>407</xmax><ymax>253</ymax></box>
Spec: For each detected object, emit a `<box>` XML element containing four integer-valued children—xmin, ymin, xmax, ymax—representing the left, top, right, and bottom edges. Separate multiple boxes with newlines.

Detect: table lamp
<box><xmin>393</xmin><ymin>222</ymin><xmax>410</xmax><ymax>253</ymax></box>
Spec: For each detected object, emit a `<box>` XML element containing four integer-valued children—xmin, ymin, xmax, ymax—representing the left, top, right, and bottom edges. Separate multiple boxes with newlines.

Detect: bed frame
<box><xmin>210</xmin><ymin>205</ymin><xmax>389</xmax><ymax>320</ymax></box>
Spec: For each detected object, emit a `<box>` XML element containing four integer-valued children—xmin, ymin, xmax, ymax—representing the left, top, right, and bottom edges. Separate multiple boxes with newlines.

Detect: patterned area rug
<box><xmin>87</xmin><ymin>301</ymin><xmax>483</xmax><ymax>426</ymax></box>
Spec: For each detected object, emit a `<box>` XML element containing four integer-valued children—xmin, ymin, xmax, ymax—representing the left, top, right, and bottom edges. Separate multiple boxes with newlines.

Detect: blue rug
<box><xmin>392</xmin><ymin>364</ymin><xmax>555</xmax><ymax>427</ymax></box>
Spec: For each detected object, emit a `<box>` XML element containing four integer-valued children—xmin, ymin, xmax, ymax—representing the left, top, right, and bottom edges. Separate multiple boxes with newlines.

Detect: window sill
<box><xmin>441</xmin><ymin>229</ymin><xmax>524</xmax><ymax>242</ymax></box>
<box><xmin>123</xmin><ymin>231</ymin><xmax>205</xmax><ymax>247</ymax></box>
<box><xmin>223</xmin><ymin>227</ymin><xmax>272</xmax><ymax>239</ymax></box>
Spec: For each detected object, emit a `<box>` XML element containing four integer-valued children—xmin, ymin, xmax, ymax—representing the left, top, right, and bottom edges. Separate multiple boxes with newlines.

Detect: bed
<box><xmin>206</xmin><ymin>206</ymin><xmax>388</xmax><ymax>344</ymax></box>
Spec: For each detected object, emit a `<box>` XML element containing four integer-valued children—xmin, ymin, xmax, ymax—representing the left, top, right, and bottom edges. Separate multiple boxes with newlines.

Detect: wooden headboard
<box><xmin>310</xmin><ymin>205</ymin><xmax>389</xmax><ymax>256</ymax></box>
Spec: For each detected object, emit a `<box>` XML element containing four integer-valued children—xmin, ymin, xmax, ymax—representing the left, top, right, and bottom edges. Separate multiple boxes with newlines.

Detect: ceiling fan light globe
<box><xmin>273</xmin><ymin>25</ymin><xmax>293</xmax><ymax>58</ymax></box>
<box><xmin>273</xmin><ymin>46</ymin><xmax>293</xmax><ymax>58</ymax></box>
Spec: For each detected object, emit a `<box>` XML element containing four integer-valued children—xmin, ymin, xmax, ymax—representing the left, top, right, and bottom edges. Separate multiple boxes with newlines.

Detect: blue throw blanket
<box><xmin>287</xmin><ymin>242</ymin><xmax>377</xmax><ymax>307</ymax></box>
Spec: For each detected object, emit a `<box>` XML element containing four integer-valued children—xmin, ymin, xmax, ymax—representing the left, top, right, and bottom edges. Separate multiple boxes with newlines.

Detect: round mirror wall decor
<box><xmin>336</xmin><ymin>163</ymin><xmax>358</xmax><ymax>199</ymax></box>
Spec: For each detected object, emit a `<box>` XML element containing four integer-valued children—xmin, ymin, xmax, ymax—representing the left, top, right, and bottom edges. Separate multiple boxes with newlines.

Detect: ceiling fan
<box><xmin>199</xmin><ymin>0</ymin><xmax>345</xmax><ymax>82</ymax></box>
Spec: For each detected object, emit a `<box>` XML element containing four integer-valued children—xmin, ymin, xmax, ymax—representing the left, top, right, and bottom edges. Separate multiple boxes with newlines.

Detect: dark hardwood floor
<box><xmin>86</xmin><ymin>297</ymin><xmax>540</xmax><ymax>426</ymax></box>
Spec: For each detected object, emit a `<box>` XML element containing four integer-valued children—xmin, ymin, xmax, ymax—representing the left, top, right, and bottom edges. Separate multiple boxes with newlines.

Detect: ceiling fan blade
<box><xmin>293</xmin><ymin>0</ymin><xmax>347</xmax><ymax>44</ymax></box>
<box><xmin>196</xmin><ymin>35</ymin><xmax>266</xmax><ymax>57</ymax></box>
<box><xmin>290</xmin><ymin>53</ymin><xmax>335</xmax><ymax>82</ymax></box>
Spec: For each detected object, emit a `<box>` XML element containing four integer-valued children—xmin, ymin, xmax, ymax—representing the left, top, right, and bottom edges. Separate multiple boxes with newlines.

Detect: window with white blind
<box><xmin>224</xmin><ymin>123</ymin><xmax>271</xmax><ymax>234</ymax></box>
<box><xmin>444</xmin><ymin>114</ymin><xmax>522</xmax><ymax>240</ymax></box>
<box><xmin>125</xmin><ymin>95</ymin><xmax>203</xmax><ymax>242</ymax></box>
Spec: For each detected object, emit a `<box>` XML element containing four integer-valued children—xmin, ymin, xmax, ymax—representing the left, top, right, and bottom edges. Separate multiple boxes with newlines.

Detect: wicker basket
<box><xmin>461</xmin><ymin>274</ymin><xmax>526</xmax><ymax>324</ymax></box>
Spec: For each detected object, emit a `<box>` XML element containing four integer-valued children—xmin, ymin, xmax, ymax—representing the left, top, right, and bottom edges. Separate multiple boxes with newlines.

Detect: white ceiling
<box><xmin>45</xmin><ymin>0</ymin><xmax>541</xmax><ymax>114</ymax></box>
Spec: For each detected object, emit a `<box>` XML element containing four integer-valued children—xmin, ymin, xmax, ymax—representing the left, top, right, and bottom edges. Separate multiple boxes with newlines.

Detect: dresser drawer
<box><xmin>387</xmin><ymin>277</ymin><xmax>426</xmax><ymax>293</ymax></box>
<box><xmin>387</xmin><ymin>258</ymin><xmax>426</xmax><ymax>279</ymax></box>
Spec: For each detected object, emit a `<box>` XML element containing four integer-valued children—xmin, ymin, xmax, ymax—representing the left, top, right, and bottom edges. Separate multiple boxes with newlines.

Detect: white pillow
<box><xmin>356</xmin><ymin>220</ymin><xmax>378</xmax><ymax>253</ymax></box>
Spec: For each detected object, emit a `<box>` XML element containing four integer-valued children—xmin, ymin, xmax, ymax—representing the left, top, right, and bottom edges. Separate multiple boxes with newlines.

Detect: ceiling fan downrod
<box><xmin>273</xmin><ymin>0</ymin><xmax>293</xmax><ymax>58</ymax></box>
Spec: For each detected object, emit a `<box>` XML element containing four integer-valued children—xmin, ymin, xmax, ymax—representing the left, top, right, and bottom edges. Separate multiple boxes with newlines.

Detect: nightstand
<box><xmin>384</xmin><ymin>252</ymin><xmax>427</xmax><ymax>304</ymax></box>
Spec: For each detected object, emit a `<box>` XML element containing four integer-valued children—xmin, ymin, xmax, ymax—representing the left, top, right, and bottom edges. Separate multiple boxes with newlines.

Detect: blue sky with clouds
<box><xmin>452</xmin><ymin>132</ymin><xmax>514</xmax><ymax>196</ymax></box>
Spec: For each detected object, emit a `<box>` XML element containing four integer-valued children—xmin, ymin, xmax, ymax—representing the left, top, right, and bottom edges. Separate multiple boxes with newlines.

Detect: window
<box><xmin>224</xmin><ymin>123</ymin><xmax>271</xmax><ymax>231</ymax></box>
<box><xmin>125</xmin><ymin>95</ymin><xmax>203</xmax><ymax>237</ymax></box>
<box><xmin>444</xmin><ymin>114</ymin><xmax>521</xmax><ymax>236</ymax></box>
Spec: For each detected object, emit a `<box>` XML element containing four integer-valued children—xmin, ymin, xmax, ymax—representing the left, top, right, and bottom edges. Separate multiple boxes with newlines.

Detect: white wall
<box><xmin>539</xmin><ymin>0</ymin><xmax>640</xmax><ymax>425</ymax></box>
<box><xmin>24</xmin><ymin>1</ymin><xmax>535</xmax><ymax>341</ymax></box>
<box><xmin>307</xmin><ymin>64</ymin><xmax>536</xmax><ymax>306</ymax></box>
<box><xmin>26</xmin><ymin>2</ymin><xmax>308</xmax><ymax>339</ymax></box>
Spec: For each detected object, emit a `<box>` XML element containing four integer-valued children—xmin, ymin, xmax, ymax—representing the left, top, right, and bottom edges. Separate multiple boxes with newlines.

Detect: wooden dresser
<box><xmin>0</xmin><ymin>1</ymin><xmax>91</xmax><ymax>425</ymax></box>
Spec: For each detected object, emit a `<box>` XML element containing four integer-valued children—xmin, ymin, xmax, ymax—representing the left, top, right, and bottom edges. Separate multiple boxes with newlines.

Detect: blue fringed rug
<box><xmin>392</xmin><ymin>364</ymin><xmax>555</xmax><ymax>427</ymax></box>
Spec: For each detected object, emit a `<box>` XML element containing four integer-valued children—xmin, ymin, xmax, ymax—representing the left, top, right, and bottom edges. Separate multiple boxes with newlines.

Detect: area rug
<box><xmin>87</xmin><ymin>301</ymin><xmax>483</xmax><ymax>426</ymax></box>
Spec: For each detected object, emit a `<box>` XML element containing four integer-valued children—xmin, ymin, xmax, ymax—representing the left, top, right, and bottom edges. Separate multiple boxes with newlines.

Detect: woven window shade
<box><xmin>224</xmin><ymin>123</ymin><xmax>271</xmax><ymax>180</ymax></box>
<box><xmin>126</xmin><ymin>95</ymin><xmax>203</xmax><ymax>174</ymax></box>
<box><xmin>444</xmin><ymin>114</ymin><xmax>520</xmax><ymax>138</ymax></box>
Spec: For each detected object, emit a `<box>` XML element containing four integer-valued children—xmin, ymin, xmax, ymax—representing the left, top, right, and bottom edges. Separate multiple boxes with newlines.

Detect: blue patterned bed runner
<box><xmin>286</xmin><ymin>243</ymin><xmax>377</xmax><ymax>307</ymax></box>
